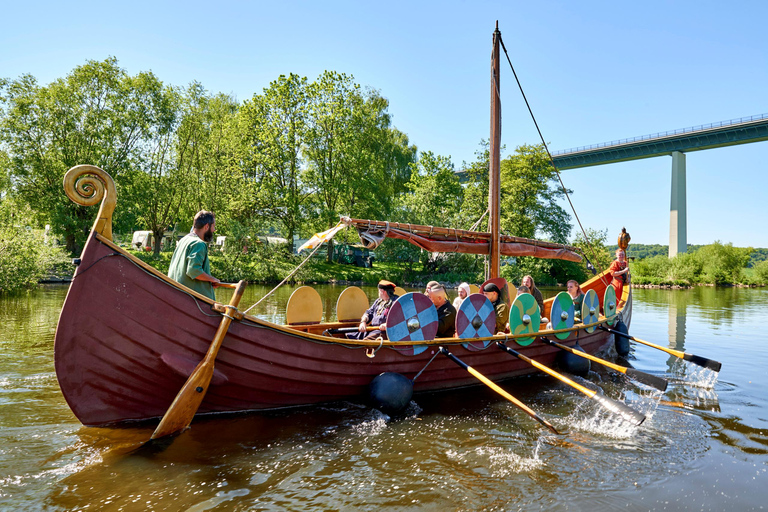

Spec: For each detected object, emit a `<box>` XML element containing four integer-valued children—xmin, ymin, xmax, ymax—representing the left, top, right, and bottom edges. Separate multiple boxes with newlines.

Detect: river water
<box><xmin>1</xmin><ymin>284</ymin><xmax>766</xmax><ymax>511</ymax></box>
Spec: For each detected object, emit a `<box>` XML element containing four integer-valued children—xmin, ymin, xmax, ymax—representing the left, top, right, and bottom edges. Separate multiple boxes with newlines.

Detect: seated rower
<box><xmin>482</xmin><ymin>283</ymin><xmax>508</xmax><ymax>335</ymax></box>
<box><xmin>567</xmin><ymin>279</ymin><xmax>585</xmax><ymax>320</ymax></box>
<box><xmin>521</xmin><ymin>275</ymin><xmax>545</xmax><ymax>316</ymax></box>
<box><xmin>348</xmin><ymin>280</ymin><xmax>399</xmax><ymax>340</ymax></box>
<box><xmin>453</xmin><ymin>282</ymin><xmax>470</xmax><ymax>309</ymax></box>
<box><xmin>427</xmin><ymin>283</ymin><xmax>457</xmax><ymax>338</ymax></box>
<box><xmin>517</xmin><ymin>284</ymin><xmax>548</xmax><ymax>324</ymax></box>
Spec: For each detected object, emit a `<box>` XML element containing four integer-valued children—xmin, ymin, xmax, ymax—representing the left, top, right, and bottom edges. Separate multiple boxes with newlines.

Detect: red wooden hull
<box><xmin>55</xmin><ymin>233</ymin><xmax>630</xmax><ymax>426</ymax></box>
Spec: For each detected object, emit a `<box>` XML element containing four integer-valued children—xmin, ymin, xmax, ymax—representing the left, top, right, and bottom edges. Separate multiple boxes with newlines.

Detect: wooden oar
<box><xmin>496</xmin><ymin>342</ymin><xmax>645</xmax><ymax>426</ymax></box>
<box><xmin>540</xmin><ymin>337</ymin><xmax>668</xmax><ymax>392</ymax></box>
<box><xmin>599</xmin><ymin>326</ymin><xmax>722</xmax><ymax>372</ymax></box>
<box><xmin>150</xmin><ymin>280</ymin><xmax>247</xmax><ymax>440</ymax></box>
<box><xmin>438</xmin><ymin>347</ymin><xmax>563</xmax><ymax>435</ymax></box>
<box><xmin>324</xmin><ymin>325</ymin><xmax>382</xmax><ymax>335</ymax></box>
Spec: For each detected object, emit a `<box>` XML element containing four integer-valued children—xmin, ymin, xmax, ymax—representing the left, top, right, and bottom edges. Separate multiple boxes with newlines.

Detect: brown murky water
<box><xmin>1</xmin><ymin>284</ymin><xmax>766</xmax><ymax>511</ymax></box>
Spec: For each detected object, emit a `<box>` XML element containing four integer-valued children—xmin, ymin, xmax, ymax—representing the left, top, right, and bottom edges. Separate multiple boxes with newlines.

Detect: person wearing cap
<box><xmin>427</xmin><ymin>283</ymin><xmax>457</xmax><ymax>338</ymax></box>
<box><xmin>453</xmin><ymin>282</ymin><xmax>470</xmax><ymax>309</ymax></box>
<box><xmin>482</xmin><ymin>282</ymin><xmax>508</xmax><ymax>335</ymax></box>
<box><xmin>348</xmin><ymin>280</ymin><xmax>399</xmax><ymax>340</ymax></box>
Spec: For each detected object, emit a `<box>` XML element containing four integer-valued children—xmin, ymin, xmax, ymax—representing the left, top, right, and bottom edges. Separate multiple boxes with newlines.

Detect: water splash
<box><xmin>349</xmin><ymin>409</ymin><xmax>389</xmax><ymax>438</ymax></box>
<box><xmin>670</xmin><ymin>359</ymin><xmax>719</xmax><ymax>388</ymax></box>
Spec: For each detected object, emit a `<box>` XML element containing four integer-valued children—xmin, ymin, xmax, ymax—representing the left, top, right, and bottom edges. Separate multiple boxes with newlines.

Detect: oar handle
<box><xmin>497</xmin><ymin>342</ymin><xmax>646</xmax><ymax>426</ymax></box>
<box><xmin>601</xmin><ymin>326</ymin><xmax>722</xmax><ymax>372</ymax></box>
<box><xmin>438</xmin><ymin>347</ymin><xmax>563</xmax><ymax>435</ymax></box>
<box><xmin>540</xmin><ymin>337</ymin><xmax>668</xmax><ymax>392</ymax></box>
<box><xmin>325</xmin><ymin>325</ymin><xmax>381</xmax><ymax>335</ymax></box>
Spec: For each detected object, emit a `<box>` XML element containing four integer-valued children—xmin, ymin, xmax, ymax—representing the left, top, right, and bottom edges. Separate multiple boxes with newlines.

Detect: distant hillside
<box><xmin>607</xmin><ymin>244</ymin><xmax>768</xmax><ymax>267</ymax></box>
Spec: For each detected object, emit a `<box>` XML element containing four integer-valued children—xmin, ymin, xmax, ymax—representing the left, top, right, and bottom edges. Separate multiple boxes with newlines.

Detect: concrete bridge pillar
<box><xmin>669</xmin><ymin>151</ymin><xmax>687</xmax><ymax>257</ymax></box>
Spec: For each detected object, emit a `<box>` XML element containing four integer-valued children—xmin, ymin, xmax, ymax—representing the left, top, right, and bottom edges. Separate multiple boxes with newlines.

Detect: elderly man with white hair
<box><xmin>427</xmin><ymin>283</ymin><xmax>457</xmax><ymax>338</ymax></box>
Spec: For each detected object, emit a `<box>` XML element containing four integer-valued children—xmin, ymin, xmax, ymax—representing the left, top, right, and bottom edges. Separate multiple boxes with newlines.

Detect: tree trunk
<box><xmin>153</xmin><ymin>231</ymin><xmax>163</xmax><ymax>256</ymax></box>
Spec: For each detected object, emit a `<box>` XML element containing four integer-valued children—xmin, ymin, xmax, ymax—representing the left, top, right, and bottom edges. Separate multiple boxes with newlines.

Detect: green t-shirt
<box><xmin>168</xmin><ymin>234</ymin><xmax>215</xmax><ymax>300</ymax></box>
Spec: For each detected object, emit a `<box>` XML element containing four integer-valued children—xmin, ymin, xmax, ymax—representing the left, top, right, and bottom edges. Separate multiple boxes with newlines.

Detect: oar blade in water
<box><xmin>591</xmin><ymin>394</ymin><xmax>645</xmax><ymax>426</ymax></box>
<box><xmin>625</xmin><ymin>368</ymin><xmax>668</xmax><ymax>392</ymax></box>
<box><xmin>150</xmin><ymin>361</ymin><xmax>214</xmax><ymax>439</ymax></box>
<box><xmin>684</xmin><ymin>353</ymin><xmax>722</xmax><ymax>373</ymax></box>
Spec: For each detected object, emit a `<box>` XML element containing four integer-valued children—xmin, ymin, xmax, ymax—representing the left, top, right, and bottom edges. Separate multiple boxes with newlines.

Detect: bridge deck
<box><xmin>551</xmin><ymin>114</ymin><xmax>768</xmax><ymax>170</ymax></box>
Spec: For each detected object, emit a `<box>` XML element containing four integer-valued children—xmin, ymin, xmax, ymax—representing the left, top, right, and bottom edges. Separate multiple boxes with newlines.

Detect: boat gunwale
<box><xmin>90</xmin><ymin>232</ymin><xmax>624</xmax><ymax>347</ymax></box>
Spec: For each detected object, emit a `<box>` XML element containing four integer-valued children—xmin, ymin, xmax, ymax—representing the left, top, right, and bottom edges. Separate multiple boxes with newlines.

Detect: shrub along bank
<box><xmin>629</xmin><ymin>241</ymin><xmax>765</xmax><ymax>286</ymax></box>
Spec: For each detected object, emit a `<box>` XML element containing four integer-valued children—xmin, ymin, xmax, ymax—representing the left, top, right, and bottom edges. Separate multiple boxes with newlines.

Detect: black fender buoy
<box><xmin>614</xmin><ymin>319</ymin><xmax>630</xmax><ymax>356</ymax></box>
<box><xmin>556</xmin><ymin>341</ymin><xmax>590</xmax><ymax>376</ymax></box>
<box><xmin>369</xmin><ymin>372</ymin><xmax>413</xmax><ymax>415</ymax></box>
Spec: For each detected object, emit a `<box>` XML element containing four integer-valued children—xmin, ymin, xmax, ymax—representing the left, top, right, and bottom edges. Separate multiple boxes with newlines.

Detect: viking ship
<box><xmin>54</xmin><ymin>25</ymin><xmax>633</xmax><ymax>429</ymax></box>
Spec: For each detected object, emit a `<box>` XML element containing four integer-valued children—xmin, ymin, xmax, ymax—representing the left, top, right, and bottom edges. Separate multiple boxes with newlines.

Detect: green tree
<box><xmin>343</xmin><ymin>90</ymin><xmax>415</xmax><ymax>222</ymax></box>
<box><xmin>754</xmin><ymin>260</ymin><xmax>768</xmax><ymax>284</ymax></box>
<box><xmin>499</xmin><ymin>144</ymin><xmax>571</xmax><ymax>243</ymax></box>
<box><xmin>457</xmin><ymin>141</ymin><xmax>492</xmax><ymax>230</ymax></box>
<box><xmin>304</xmin><ymin>71</ymin><xmax>361</xmax><ymax>240</ymax></box>
<box><xmin>182</xmin><ymin>89</ymin><xmax>241</xmax><ymax>226</ymax></box>
<box><xmin>0</xmin><ymin>198</ymin><xmax>69</xmax><ymax>295</ymax></box>
<box><xmin>697</xmin><ymin>241</ymin><xmax>753</xmax><ymax>284</ymax></box>
<box><xmin>0</xmin><ymin>58</ymin><xmax>172</xmax><ymax>252</ymax></box>
<box><xmin>119</xmin><ymin>84</ymin><xmax>182</xmax><ymax>255</ymax></box>
<box><xmin>238</xmin><ymin>74</ymin><xmax>311</xmax><ymax>252</ymax></box>
<box><xmin>400</xmin><ymin>151</ymin><xmax>462</xmax><ymax>226</ymax></box>
<box><xmin>304</xmin><ymin>72</ymin><xmax>414</xmax><ymax>261</ymax></box>
<box><xmin>572</xmin><ymin>227</ymin><xmax>612</xmax><ymax>278</ymax></box>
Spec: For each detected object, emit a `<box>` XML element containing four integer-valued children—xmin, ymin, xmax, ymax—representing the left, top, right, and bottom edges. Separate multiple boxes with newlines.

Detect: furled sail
<box><xmin>343</xmin><ymin>217</ymin><xmax>582</xmax><ymax>263</ymax></box>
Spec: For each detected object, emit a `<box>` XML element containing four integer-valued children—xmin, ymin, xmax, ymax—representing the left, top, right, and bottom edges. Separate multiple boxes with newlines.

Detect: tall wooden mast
<box><xmin>488</xmin><ymin>22</ymin><xmax>502</xmax><ymax>279</ymax></box>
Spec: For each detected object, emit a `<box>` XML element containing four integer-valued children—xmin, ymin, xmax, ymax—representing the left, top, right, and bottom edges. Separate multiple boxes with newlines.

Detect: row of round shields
<box><xmin>385</xmin><ymin>286</ymin><xmax>619</xmax><ymax>353</ymax></box>
<box><xmin>508</xmin><ymin>286</ymin><xmax>617</xmax><ymax>343</ymax></box>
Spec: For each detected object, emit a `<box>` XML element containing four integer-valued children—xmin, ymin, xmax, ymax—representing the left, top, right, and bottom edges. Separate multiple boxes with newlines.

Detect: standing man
<box><xmin>609</xmin><ymin>249</ymin><xmax>630</xmax><ymax>307</ymax></box>
<box><xmin>427</xmin><ymin>283</ymin><xmax>457</xmax><ymax>338</ymax></box>
<box><xmin>168</xmin><ymin>211</ymin><xmax>221</xmax><ymax>300</ymax></box>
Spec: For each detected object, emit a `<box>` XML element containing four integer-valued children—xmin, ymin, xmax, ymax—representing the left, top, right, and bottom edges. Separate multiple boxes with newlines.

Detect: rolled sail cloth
<box><xmin>297</xmin><ymin>221</ymin><xmax>349</xmax><ymax>252</ymax></box>
<box><xmin>343</xmin><ymin>217</ymin><xmax>582</xmax><ymax>262</ymax></box>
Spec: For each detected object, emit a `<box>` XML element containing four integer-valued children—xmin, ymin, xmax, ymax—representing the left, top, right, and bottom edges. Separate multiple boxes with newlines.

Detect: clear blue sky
<box><xmin>3</xmin><ymin>0</ymin><xmax>766</xmax><ymax>247</ymax></box>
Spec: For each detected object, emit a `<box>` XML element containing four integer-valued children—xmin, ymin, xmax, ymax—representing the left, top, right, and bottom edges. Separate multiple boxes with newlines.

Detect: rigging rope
<box><xmin>242</xmin><ymin>241</ymin><xmax>326</xmax><ymax>314</ymax></box>
<box><xmin>497</xmin><ymin>33</ymin><xmax>608</xmax><ymax>282</ymax></box>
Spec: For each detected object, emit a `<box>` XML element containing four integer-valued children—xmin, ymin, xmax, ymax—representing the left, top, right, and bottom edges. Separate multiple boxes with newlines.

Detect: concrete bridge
<box><xmin>551</xmin><ymin>114</ymin><xmax>768</xmax><ymax>257</ymax></box>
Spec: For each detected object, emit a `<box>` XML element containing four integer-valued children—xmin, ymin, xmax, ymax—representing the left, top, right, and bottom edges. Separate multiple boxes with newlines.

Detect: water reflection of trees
<box><xmin>0</xmin><ymin>285</ymin><xmax>67</xmax><ymax>348</ymax></box>
<box><xmin>635</xmin><ymin>286</ymin><xmax>765</xmax><ymax>326</ymax></box>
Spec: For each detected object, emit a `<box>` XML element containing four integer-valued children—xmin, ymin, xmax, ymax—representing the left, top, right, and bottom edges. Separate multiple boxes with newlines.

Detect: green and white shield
<box><xmin>550</xmin><ymin>291</ymin><xmax>575</xmax><ymax>340</ymax></box>
<box><xmin>509</xmin><ymin>293</ymin><xmax>540</xmax><ymax>346</ymax></box>
<box><xmin>581</xmin><ymin>289</ymin><xmax>600</xmax><ymax>333</ymax></box>
<box><xmin>603</xmin><ymin>285</ymin><xmax>617</xmax><ymax>326</ymax></box>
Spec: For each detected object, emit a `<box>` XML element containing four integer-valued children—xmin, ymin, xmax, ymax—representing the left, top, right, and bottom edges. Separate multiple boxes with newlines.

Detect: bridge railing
<box><xmin>552</xmin><ymin>113</ymin><xmax>768</xmax><ymax>156</ymax></box>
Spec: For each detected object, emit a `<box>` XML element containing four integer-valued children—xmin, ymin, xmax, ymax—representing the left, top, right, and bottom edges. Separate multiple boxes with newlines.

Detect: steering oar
<box><xmin>151</xmin><ymin>280</ymin><xmax>247</xmax><ymax>440</ymax></box>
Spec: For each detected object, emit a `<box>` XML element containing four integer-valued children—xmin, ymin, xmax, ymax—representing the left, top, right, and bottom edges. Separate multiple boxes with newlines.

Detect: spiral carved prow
<box><xmin>63</xmin><ymin>165</ymin><xmax>117</xmax><ymax>241</ymax></box>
